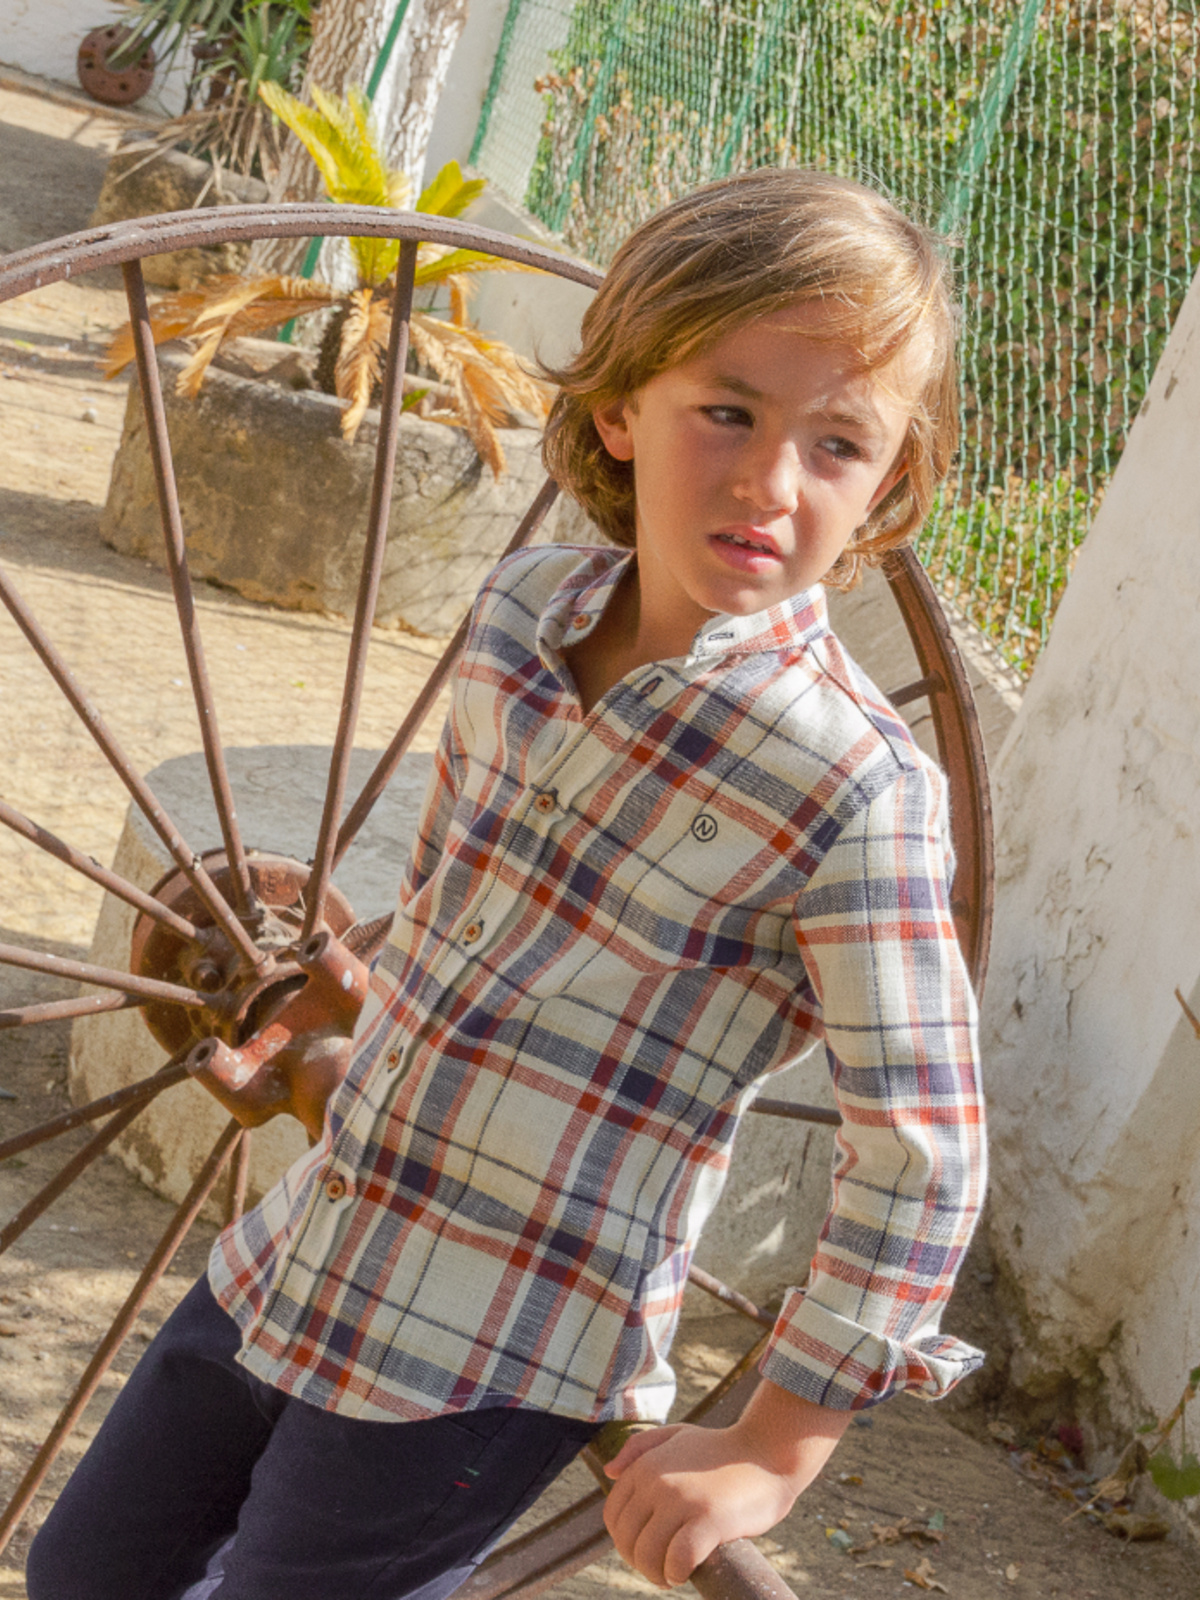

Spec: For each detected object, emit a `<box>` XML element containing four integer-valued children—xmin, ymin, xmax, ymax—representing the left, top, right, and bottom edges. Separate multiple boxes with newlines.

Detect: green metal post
<box><xmin>714</xmin><ymin>0</ymin><xmax>790</xmax><ymax>177</ymax></box>
<box><xmin>937</xmin><ymin>0</ymin><xmax>1045</xmax><ymax>236</ymax></box>
<box><xmin>548</xmin><ymin>0</ymin><xmax>639</xmax><ymax>233</ymax></box>
<box><xmin>470</xmin><ymin>0</ymin><xmax>526</xmax><ymax>165</ymax></box>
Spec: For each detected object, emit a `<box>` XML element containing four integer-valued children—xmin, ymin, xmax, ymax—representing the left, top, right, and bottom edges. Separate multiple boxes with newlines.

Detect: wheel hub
<box><xmin>129</xmin><ymin>851</ymin><xmax>356</xmax><ymax>1054</ymax></box>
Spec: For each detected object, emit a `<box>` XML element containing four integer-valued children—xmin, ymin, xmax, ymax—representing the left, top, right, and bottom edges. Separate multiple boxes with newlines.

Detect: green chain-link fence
<box><xmin>470</xmin><ymin>0</ymin><xmax>1199</xmax><ymax>674</ymax></box>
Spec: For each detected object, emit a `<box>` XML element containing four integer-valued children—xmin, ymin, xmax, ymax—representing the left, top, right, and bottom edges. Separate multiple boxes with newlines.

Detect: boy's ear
<box><xmin>592</xmin><ymin>398</ymin><xmax>636</xmax><ymax>462</ymax></box>
<box><xmin>867</xmin><ymin>455</ymin><xmax>908</xmax><ymax>512</ymax></box>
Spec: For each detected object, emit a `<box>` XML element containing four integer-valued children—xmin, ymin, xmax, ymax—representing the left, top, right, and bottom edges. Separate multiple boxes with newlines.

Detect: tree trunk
<box><xmin>250</xmin><ymin>0</ymin><xmax>470</xmax><ymax>281</ymax></box>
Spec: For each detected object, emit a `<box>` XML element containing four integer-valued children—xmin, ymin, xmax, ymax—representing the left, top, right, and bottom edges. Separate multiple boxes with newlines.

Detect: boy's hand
<box><xmin>602</xmin><ymin>1380</ymin><xmax>852</xmax><ymax>1588</ymax></box>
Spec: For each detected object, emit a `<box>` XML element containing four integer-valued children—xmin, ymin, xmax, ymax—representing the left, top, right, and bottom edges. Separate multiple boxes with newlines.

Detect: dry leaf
<box><xmin>855</xmin><ymin>1556</ymin><xmax>894</xmax><ymax>1569</ymax></box>
<box><xmin>1101</xmin><ymin>1509</ymin><xmax>1170</xmax><ymax>1541</ymax></box>
<box><xmin>838</xmin><ymin>1471</ymin><xmax>864</xmax><ymax>1485</ymax></box>
<box><xmin>988</xmin><ymin>1420</ymin><xmax>1017</xmax><ymax>1445</ymax></box>
<box><xmin>1005</xmin><ymin>1563</ymin><xmax>1019</xmax><ymax>1581</ymax></box>
<box><xmin>903</xmin><ymin>1556</ymin><xmax>948</xmax><ymax>1592</ymax></box>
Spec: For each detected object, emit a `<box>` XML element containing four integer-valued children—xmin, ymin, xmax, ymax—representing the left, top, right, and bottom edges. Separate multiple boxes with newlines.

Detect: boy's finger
<box><xmin>662</xmin><ymin>1519</ymin><xmax>719</xmax><ymax>1588</ymax></box>
<box><xmin>631</xmin><ymin>1509</ymin><xmax>684</xmax><ymax>1589</ymax></box>
<box><xmin>602</xmin><ymin>1422</ymin><xmax>681</xmax><ymax>1477</ymax></box>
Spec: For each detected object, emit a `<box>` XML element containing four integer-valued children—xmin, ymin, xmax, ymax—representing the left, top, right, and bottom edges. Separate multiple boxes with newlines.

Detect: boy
<box><xmin>28</xmin><ymin>169</ymin><xmax>984</xmax><ymax>1599</ymax></box>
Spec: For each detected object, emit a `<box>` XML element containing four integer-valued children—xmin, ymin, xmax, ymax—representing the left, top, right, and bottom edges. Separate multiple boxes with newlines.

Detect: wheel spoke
<box><xmin>0</xmin><ymin>992</ymin><xmax>139</xmax><ymax>1031</ymax></box>
<box><xmin>0</xmin><ymin>562</ymin><xmax>266</xmax><ymax>972</ymax></box>
<box><xmin>0</xmin><ymin>940</ymin><xmax>207</xmax><ymax>1008</ymax></box>
<box><xmin>0</xmin><ymin>798</ymin><xmax>200</xmax><ymax>942</ymax></box>
<box><xmin>0</xmin><ymin>1056</ymin><xmax>189</xmax><ymax>1163</ymax></box>
<box><xmin>1</xmin><ymin>1096</ymin><xmax>149</xmax><ymax>1256</ymax></box>
<box><xmin>122</xmin><ymin>260</ymin><xmax>256</xmax><ymax>921</ymax></box>
<box><xmin>886</xmin><ymin>671</ymin><xmax>943</xmax><ymax>708</ymax></box>
<box><xmin>332</xmin><ymin>477</ymin><xmax>561</xmax><ymax>870</ymax></box>
<box><xmin>684</xmin><ymin>1265</ymin><xmax>774</xmax><ymax>1328</ymax></box>
<box><xmin>0</xmin><ymin>1119</ymin><xmax>243</xmax><ymax>1557</ymax></box>
<box><xmin>747</xmin><ymin>1098</ymin><xmax>840</xmax><ymax>1126</ymax></box>
<box><xmin>302</xmin><ymin>239</ymin><xmax>421</xmax><ymax>942</ymax></box>
<box><xmin>226</xmin><ymin>1127</ymin><xmax>252</xmax><ymax>1224</ymax></box>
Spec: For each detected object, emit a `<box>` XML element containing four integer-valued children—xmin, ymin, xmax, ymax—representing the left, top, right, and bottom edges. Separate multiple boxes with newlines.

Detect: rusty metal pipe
<box><xmin>0</xmin><ymin>205</ymin><xmax>605</xmax><ymax>308</ymax></box>
<box><xmin>685</xmin><ymin>1266</ymin><xmax>775</xmax><ymax>1329</ymax></box>
<box><xmin>227</xmin><ymin>1126</ymin><xmax>253</xmax><ymax>1223</ymax></box>
<box><xmin>747</xmin><ymin>1099</ymin><xmax>840</xmax><ymax>1127</ymax></box>
<box><xmin>0</xmin><ymin>940</ymin><xmax>208</xmax><ymax>1008</ymax></box>
<box><xmin>296</xmin><ymin>929</ymin><xmax>370</xmax><ymax>1025</ymax></box>
<box><xmin>0</xmin><ymin>992</ymin><xmax>139</xmax><ymax>1031</ymax></box>
<box><xmin>0</xmin><ymin>1058</ymin><xmax>189</xmax><ymax>1162</ymax></box>
<box><xmin>333</xmin><ymin>476</ymin><xmax>561</xmax><ymax>869</ymax></box>
<box><xmin>0</xmin><ymin>1118</ymin><xmax>243</xmax><ymax>1557</ymax></box>
<box><xmin>886</xmin><ymin>671</ymin><xmax>943</xmax><ymax>708</ymax></box>
<box><xmin>122</xmin><ymin>258</ymin><xmax>256</xmax><ymax>921</ymax></box>
<box><xmin>0</xmin><ymin>1097</ymin><xmax>146</xmax><ymax>1255</ymax></box>
<box><xmin>884</xmin><ymin>548</ymin><xmax>993</xmax><ymax>990</ymax></box>
<box><xmin>0</xmin><ymin>563</ymin><xmax>265</xmax><ymax>972</ymax></box>
<box><xmin>302</xmin><ymin>239</ymin><xmax>420</xmax><ymax>942</ymax></box>
<box><xmin>0</xmin><ymin>796</ymin><xmax>200</xmax><ymax>942</ymax></box>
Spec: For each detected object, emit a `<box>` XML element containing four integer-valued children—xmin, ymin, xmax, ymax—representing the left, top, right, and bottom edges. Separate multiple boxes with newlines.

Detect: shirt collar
<box><xmin>538</xmin><ymin>547</ymin><xmax>831</xmax><ymax>668</ymax></box>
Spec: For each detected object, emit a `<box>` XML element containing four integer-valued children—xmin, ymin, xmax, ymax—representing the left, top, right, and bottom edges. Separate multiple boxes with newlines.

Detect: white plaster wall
<box><xmin>981</xmin><ymin>266</ymin><xmax>1200</xmax><ymax>1431</ymax></box>
<box><xmin>422</xmin><ymin>0</ymin><xmax>508</xmax><ymax>183</ymax></box>
<box><xmin>0</xmin><ymin>0</ymin><xmax>188</xmax><ymax>113</ymax></box>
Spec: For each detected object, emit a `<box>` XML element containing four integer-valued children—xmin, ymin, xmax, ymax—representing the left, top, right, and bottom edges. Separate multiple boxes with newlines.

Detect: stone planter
<box><xmin>101</xmin><ymin>350</ymin><xmax>580</xmax><ymax>635</ymax></box>
<box><xmin>89</xmin><ymin>141</ymin><xmax>269</xmax><ymax>289</ymax></box>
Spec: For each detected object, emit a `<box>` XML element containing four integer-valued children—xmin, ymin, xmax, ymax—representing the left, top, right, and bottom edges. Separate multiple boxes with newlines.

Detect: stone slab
<box><xmin>89</xmin><ymin>141</ymin><xmax>269</xmax><ymax>288</ymax></box>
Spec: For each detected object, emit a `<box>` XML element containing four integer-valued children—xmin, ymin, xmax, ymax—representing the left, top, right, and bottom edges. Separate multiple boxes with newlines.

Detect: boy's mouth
<box><xmin>712</xmin><ymin>527</ymin><xmax>782</xmax><ymax>558</ymax></box>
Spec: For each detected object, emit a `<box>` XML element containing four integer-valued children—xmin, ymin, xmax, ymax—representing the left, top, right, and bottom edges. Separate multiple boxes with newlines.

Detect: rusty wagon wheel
<box><xmin>0</xmin><ymin>206</ymin><xmax>993</xmax><ymax>1600</ymax></box>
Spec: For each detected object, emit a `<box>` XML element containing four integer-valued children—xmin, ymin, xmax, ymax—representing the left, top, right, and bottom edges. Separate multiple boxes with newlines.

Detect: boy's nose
<box><xmin>734</xmin><ymin>443</ymin><xmax>801</xmax><ymax>516</ymax></box>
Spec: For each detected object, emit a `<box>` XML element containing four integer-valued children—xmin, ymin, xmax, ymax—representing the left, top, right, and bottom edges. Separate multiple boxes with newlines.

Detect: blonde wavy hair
<box><xmin>542</xmin><ymin>168</ymin><xmax>960</xmax><ymax>589</ymax></box>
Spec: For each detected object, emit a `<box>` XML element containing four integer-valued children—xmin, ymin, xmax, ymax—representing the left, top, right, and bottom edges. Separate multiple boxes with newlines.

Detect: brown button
<box><xmin>325</xmin><ymin>1175</ymin><xmax>347</xmax><ymax>1201</ymax></box>
<box><xmin>570</xmin><ymin>613</ymin><xmax>591</xmax><ymax>630</ymax></box>
<box><xmin>534</xmin><ymin>791</ymin><xmax>556</xmax><ymax>814</ymax></box>
<box><xmin>462</xmin><ymin>920</ymin><xmax>484</xmax><ymax>945</ymax></box>
<box><xmin>386</xmin><ymin>1049</ymin><xmax>401</xmax><ymax>1070</ymax></box>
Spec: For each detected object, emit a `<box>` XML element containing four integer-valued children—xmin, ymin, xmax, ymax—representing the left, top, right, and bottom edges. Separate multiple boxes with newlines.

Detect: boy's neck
<box><xmin>564</xmin><ymin>562</ymin><xmax>700</xmax><ymax>716</ymax></box>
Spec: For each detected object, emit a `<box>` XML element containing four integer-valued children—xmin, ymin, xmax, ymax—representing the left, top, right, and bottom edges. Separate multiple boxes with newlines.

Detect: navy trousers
<box><xmin>27</xmin><ymin>1276</ymin><xmax>597</xmax><ymax>1600</ymax></box>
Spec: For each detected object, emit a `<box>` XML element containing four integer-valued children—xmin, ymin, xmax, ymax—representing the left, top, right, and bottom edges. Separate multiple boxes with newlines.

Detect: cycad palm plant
<box><xmin>108</xmin><ymin>82</ymin><xmax>551</xmax><ymax>473</ymax></box>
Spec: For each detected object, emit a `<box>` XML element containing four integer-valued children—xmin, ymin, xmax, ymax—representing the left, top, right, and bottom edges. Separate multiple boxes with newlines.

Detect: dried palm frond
<box><xmin>106</xmin><ymin>274</ymin><xmax>338</xmax><ymax>391</ymax></box>
<box><xmin>408</xmin><ymin>313</ymin><xmax>553</xmax><ymax>476</ymax></box>
<box><xmin>334</xmin><ymin>288</ymin><xmax>391</xmax><ymax>444</ymax></box>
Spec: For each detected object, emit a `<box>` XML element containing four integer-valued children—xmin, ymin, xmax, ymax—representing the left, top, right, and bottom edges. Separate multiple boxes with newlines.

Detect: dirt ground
<box><xmin>2</xmin><ymin>67</ymin><xmax>1200</xmax><ymax>1600</ymax></box>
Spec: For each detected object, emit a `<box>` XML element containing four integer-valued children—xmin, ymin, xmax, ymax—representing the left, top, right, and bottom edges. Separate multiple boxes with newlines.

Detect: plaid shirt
<box><xmin>210</xmin><ymin>545</ymin><xmax>985</xmax><ymax>1423</ymax></box>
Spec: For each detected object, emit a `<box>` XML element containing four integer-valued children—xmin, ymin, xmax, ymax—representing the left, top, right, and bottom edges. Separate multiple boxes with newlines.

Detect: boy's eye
<box><xmin>822</xmin><ymin>435</ymin><xmax>865</xmax><ymax>462</ymax></box>
<box><xmin>701</xmin><ymin>404</ymin><xmax>753</xmax><ymax>428</ymax></box>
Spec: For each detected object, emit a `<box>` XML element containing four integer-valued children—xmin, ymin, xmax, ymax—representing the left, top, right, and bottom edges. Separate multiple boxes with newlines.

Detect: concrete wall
<box><xmin>423</xmin><ymin>0</ymin><xmax>508</xmax><ymax>184</ymax></box>
<box><xmin>0</xmin><ymin>0</ymin><xmax>189</xmax><ymax>113</ymax></box>
<box><xmin>981</xmin><ymin>266</ymin><xmax>1200</xmax><ymax>1471</ymax></box>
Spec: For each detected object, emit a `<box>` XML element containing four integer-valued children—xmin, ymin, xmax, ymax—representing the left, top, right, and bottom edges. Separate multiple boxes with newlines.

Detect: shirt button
<box><xmin>325</xmin><ymin>1175</ymin><xmax>347</xmax><ymax>1201</ymax></box>
<box><xmin>534</xmin><ymin>790</ymin><xmax>557</xmax><ymax>814</ymax></box>
<box><xmin>386</xmin><ymin>1048</ymin><xmax>401</xmax><ymax>1070</ymax></box>
<box><xmin>570</xmin><ymin>612</ymin><xmax>590</xmax><ymax>630</ymax></box>
<box><xmin>462</xmin><ymin>920</ymin><xmax>484</xmax><ymax>945</ymax></box>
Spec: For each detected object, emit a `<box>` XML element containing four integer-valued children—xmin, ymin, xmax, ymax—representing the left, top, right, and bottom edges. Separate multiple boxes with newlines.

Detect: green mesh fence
<box><xmin>471</xmin><ymin>0</ymin><xmax>1200</xmax><ymax>674</ymax></box>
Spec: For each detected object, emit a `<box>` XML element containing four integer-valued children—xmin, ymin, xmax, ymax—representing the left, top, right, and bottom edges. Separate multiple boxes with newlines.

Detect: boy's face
<box><xmin>592</xmin><ymin>302</ymin><xmax>923</xmax><ymax>650</ymax></box>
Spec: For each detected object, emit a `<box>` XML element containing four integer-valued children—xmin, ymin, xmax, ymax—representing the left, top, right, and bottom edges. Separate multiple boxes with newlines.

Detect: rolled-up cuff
<box><xmin>759</xmin><ymin>1286</ymin><xmax>985</xmax><ymax>1410</ymax></box>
